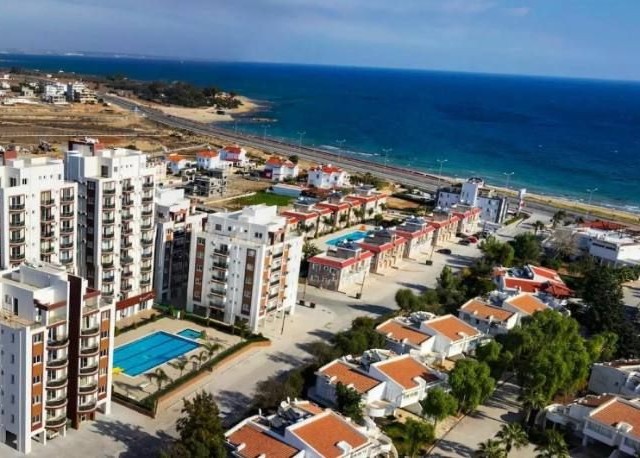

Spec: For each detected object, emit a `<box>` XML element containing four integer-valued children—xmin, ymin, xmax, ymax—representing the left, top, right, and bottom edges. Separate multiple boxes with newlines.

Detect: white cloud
<box><xmin>505</xmin><ymin>6</ymin><xmax>531</xmax><ymax>17</ymax></box>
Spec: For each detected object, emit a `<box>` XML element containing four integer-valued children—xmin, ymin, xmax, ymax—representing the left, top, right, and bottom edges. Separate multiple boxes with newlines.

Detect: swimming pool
<box><xmin>326</xmin><ymin>230</ymin><xmax>369</xmax><ymax>246</ymax></box>
<box><xmin>177</xmin><ymin>328</ymin><xmax>203</xmax><ymax>340</ymax></box>
<box><xmin>114</xmin><ymin>331</ymin><xmax>200</xmax><ymax>377</ymax></box>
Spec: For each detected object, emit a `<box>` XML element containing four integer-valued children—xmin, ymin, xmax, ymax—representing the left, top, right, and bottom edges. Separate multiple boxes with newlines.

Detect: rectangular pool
<box><xmin>177</xmin><ymin>328</ymin><xmax>203</xmax><ymax>340</ymax></box>
<box><xmin>326</xmin><ymin>230</ymin><xmax>369</xmax><ymax>246</ymax></box>
<box><xmin>114</xmin><ymin>331</ymin><xmax>200</xmax><ymax>377</ymax></box>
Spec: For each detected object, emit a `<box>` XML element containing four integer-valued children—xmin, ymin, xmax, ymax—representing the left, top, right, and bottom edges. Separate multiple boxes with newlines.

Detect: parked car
<box><xmin>467</xmin><ymin>236</ymin><xmax>478</xmax><ymax>243</ymax></box>
<box><xmin>459</xmin><ymin>240</ymin><xmax>470</xmax><ymax>246</ymax></box>
<box><xmin>437</xmin><ymin>248</ymin><xmax>452</xmax><ymax>255</ymax></box>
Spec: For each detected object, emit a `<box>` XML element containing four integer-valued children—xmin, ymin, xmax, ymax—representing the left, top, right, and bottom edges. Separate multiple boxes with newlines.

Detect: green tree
<box><xmin>202</xmin><ymin>341</ymin><xmax>222</xmax><ymax>367</ymax></box>
<box><xmin>532</xmin><ymin>220</ymin><xmax>546</xmax><ymax>235</ymax></box>
<box><xmin>476</xmin><ymin>340</ymin><xmax>511</xmax><ymax>379</ymax></box>
<box><xmin>335</xmin><ymin>382</ymin><xmax>363</xmax><ymax>423</ymax></box>
<box><xmin>302</xmin><ymin>241</ymin><xmax>321</xmax><ymax>260</ymax></box>
<box><xmin>476</xmin><ymin>439</ymin><xmax>506</xmax><ymax>458</ymax></box>
<box><xmin>535</xmin><ymin>429</ymin><xmax>569</xmax><ymax>458</ymax></box>
<box><xmin>190</xmin><ymin>351</ymin><xmax>208</xmax><ymax>370</ymax></box>
<box><xmin>333</xmin><ymin>317</ymin><xmax>387</xmax><ymax>356</ymax></box>
<box><xmin>395</xmin><ymin>288</ymin><xmax>442</xmax><ymax>315</ymax></box>
<box><xmin>551</xmin><ymin>210</ymin><xmax>567</xmax><ymax>228</ymax></box>
<box><xmin>480</xmin><ymin>236</ymin><xmax>515</xmax><ymax>267</ymax></box>
<box><xmin>167</xmin><ymin>391</ymin><xmax>226</xmax><ymax>457</ymax></box>
<box><xmin>460</xmin><ymin>260</ymin><xmax>496</xmax><ymax>298</ymax></box>
<box><xmin>511</xmin><ymin>233</ymin><xmax>541</xmax><ymax>264</ymax></box>
<box><xmin>520</xmin><ymin>388</ymin><xmax>546</xmax><ymax>427</ymax></box>
<box><xmin>449</xmin><ymin>359</ymin><xmax>495</xmax><ymax>413</ymax></box>
<box><xmin>420</xmin><ymin>387</ymin><xmax>458</xmax><ymax>429</ymax></box>
<box><xmin>253</xmin><ymin>369</ymin><xmax>304</xmax><ymax>411</ymax></box>
<box><xmin>404</xmin><ymin>418</ymin><xmax>434</xmax><ymax>458</ymax></box>
<box><xmin>169</xmin><ymin>356</ymin><xmax>189</xmax><ymax>377</ymax></box>
<box><xmin>495</xmin><ymin>423</ymin><xmax>528</xmax><ymax>454</ymax></box>
<box><xmin>436</xmin><ymin>266</ymin><xmax>467</xmax><ymax>314</ymax></box>
<box><xmin>288</xmin><ymin>154</ymin><xmax>299</xmax><ymax>164</ymax></box>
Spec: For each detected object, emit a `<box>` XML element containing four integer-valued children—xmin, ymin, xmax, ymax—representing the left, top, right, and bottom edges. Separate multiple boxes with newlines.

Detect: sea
<box><xmin>3</xmin><ymin>54</ymin><xmax>640</xmax><ymax>211</ymax></box>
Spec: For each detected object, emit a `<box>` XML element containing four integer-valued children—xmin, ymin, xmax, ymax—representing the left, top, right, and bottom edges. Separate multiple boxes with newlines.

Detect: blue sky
<box><xmin>2</xmin><ymin>0</ymin><xmax>639</xmax><ymax>80</ymax></box>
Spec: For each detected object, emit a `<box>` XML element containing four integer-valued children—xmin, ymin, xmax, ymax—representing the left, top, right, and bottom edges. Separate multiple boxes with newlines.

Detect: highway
<box><xmin>102</xmin><ymin>94</ymin><xmax>450</xmax><ymax>193</ymax></box>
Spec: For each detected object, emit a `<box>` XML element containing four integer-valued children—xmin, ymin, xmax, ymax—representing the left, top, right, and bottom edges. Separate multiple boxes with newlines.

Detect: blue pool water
<box><xmin>114</xmin><ymin>331</ymin><xmax>200</xmax><ymax>377</ymax></box>
<box><xmin>326</xmin><ymin>231</ymin><xmax>369</xmax><ymax>246</ymax></box>
<box><xmin>177</xmin><ymin>328</ymin><xmax>203</xmax><ymax>340</ymax></box>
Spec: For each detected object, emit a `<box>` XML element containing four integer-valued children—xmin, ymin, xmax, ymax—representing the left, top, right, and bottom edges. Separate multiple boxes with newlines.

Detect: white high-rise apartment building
<box><xmin>0</xmin><ymin>262</ymin><xmax>114</xmax><ymax>454</ymax></box>
<box><xmin>186</xmin><ymin>205</ymin><xmax>303</xmax><ymax>333</ymax></box>
<box><xmin>0</xmin><ymin>151</ymin><xmax>77</xmax><ymax>271</ymax></box>
<box><xmin>65</xmin><ymin>142</ymin><xmax>156</xmax><ymax>322</ymax></box>
<box><xmin>154</xmin><ymin>188</ymin><xmax>206</xmax><ymax>306</ymax></box>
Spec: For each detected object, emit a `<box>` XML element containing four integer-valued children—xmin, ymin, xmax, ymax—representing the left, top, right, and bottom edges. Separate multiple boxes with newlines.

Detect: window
<box><xmin>10</xmin><ymin>374</ymin><xmax>15</xmax><ymax>384</ymax></box>
<box><xmin>100</xmin><ymin>367</ymin><xmax>107</xmax><ymax>376</ymax></box>
<box><xmin>32</xmin><ymin>355</ymin><xmax>41</xmax><ymax>364</ymax></box>
<box><xmin>32</xmin><ymin>414</ymin><xmax>41</xmax><ymax>425</ymax></box>
<box><xmin>100</xmin><ymin>349</ymin><xmax>108</xmax><ymax>357</ymax></box>
<box><xmin>33</xmin><ymin>375</ymin><xmax>41</xmax><ymax>384</ymax></box>
<box><xmin>32</xmin><ymin>395</ymin><xmax>41</xmax><ymax>405</ymax></box>
<box><xmin>254</xmin><ymin>232</ymin><xmax>263</xmax><ymax>239</ymax></box>
<box><xmin>101</xmin><ymin>330</ymin><xmax>108</xmax><ymax>338</ymax></box>
<box><xmin>215</xmin><ymin>224</ymin><xmax>222</xmax><ymax>231</ymax></box>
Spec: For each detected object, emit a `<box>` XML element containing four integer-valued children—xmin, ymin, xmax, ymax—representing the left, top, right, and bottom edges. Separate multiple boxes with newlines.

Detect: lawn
<box><xmin>225</xmin><ymin>191</ymin><xmax>294</xmax><ymax>209</ymax></box>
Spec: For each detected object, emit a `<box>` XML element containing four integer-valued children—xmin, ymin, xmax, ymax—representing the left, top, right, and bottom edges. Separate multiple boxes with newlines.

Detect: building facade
<box><xmin>436</xmin><ymin>177</ymin><xmax>508</xmax><ymax>224</ymax></box>
<box><xmin>0</xmin><ymin>152</ymin><xmax>78</xmax><ymax>272</ymax></box>
<box><xmin>65</xmin><ymin>145</ymin><xmax>156</xmax><ymax>322</ymax></box>
<box><xmin>186</xmin><ymin>205</ymin><xmax>303</xmax><ymax>333</ymax></box>
<box><xmin>307</xmin><ymin>164</ymin><xmax>350</xmax><ymax>189</ymax></box>
<box><xmin>0</xmin><ymin>263</ymin><xmax>114</xmax><ymax>454</ymax></box>
<box><xmin>154</xmin><ymin>188</ymin><xmax>206</xmax><ymax>306</ymax></box>
<box><xmin>307</xmin><ymin>242</ymin><xmax>373</xmax><ymax>293</ymax></box>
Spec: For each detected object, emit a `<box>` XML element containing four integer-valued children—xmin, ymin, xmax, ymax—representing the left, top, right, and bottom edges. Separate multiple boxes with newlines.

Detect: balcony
<box><xmin>140</xmin><ymin>278</ymin><xmax>151</xmax><ymax>286</ymax></box>
<box><xmin>142</xmin><ymin>196</ymin><xmax>153</xmax><ymax>204</ymax></box>
<box><xmin>45</xmin><ymin>396</ymin><xmax>68</xmax><ymax>409</ymax></box>
<box><xmin>141</xmin><ymin>223</ymin><xmax>153</xmax><ymax>230</ymax></box>
<box><xmin>9</xmin><ymin>236</ymin><xmax>25</xmax><ymax>245</ymax></box>
<box><xmin>122</xmin><ymin>226</ymin><xmax>133</xmax><ymax>235</ymax></box>
<box><xmin>101</xmin><ymin>291</ymin><xmax>114</xmax><ymax>301</ymax></box>
<box><xmin>213</xmin><ymin>248</ymin><xmax>229</xmax><ymax>257</ymax></box>
<box><xmin>78</xmin><ymin>382</ymin><xmax>99</xmax><ymax>395</ymax></box>
<box><xmin>143</xmin><ymin>181</ymin><xmax>153</xmax><ymax>189</ymax></box>
<box><xmin>60</xmin><ymin>257</ymin><xmax>73</xmax><ymax>265</ymax></box>
<box><xmin>269</xmin><ymin>291</ymin><xmax>279</xmax><ymax>300</ymax></box>
<box><xmin>122</xmin><ymin>270</ymin><xmax>133</xmax><ymax>278</ymax></box>
<box><xmin>61</xmin><ymin>194</ymin><xmax>74</xmax><ymax>203</ymax></box>
<box><xmin>212</xmin><ymin>262</ymin><xmax>228</xmax><ymax>270</ymax></box>
<box><xmin>78</xmin><ymin>400</ymin><xmax>97</xmax><ymax>413</ymax></box>
<box><xmin>60</xmin><ymin>241</ymin><xmax>73</xmax><ymax>249</ymax></box>
<box><xmin>60</xmin><ymin>211</ymin><xmax>74</xmax><ymax>219</ymax></box>
<box><xmin>42</xmin><ymin>231</ymin><xmax>55</xmax><ymax>240</ymax></box>
<box><xmin>46</xmin><ymin>356</ymin><xmax>68</xmax><ymax>369</ymax></box>
<box><xmin>9</xmin><ymin>203</ymin><xmax>25</xmax><ymax>211</ymax></box>
<box><xmin>122</xmin><ymin>212</ymin><xmax>133</xmax><ymax>220</ymax></box>
<box><xmin>102</xmin><ymin>275</ymin><xmax>115</xmax><ymax>284</ymax></box>
<box><xmin>10</xmin><ymin>219</ymin><xmax>25</xmax><ymax>228</ymax></box>
<box><xmin>102</xmin><ymin>246</ymin><xmax>114</xmax><ymax>254</ymax></box>
<box><xmin>10</xmin><ymin>252</ymin><xmax>25</xmax><ymax>261</ymax></box>
<box><xmin>270</xmin><ymin>278</ymin><xmax>281</xmax><ymax>286</ymax></box>
<box><xmin>141</xmin><ymin>264</ymin><xmax>152</xmax><ymax>273</ymax></box>
<box><xmin>141</xmin><ymin>252</ymin><xmax>153</xmax><ymax>259</ymax></box>
<box><xmin>81</xmin><ymin>325</ymin><xmax>100</xmax><ymax>337</ymax></box>
<box><xmin>103</xmin><ymin>217</ymin><xmax>116</xmax><ymax>225</ymax></box>
<box><xmin>41</xmin><ymin>246</ymin><xmax>55</xmax><ymax>254</ymax></box>
<box><xmin>121</xmin><ymin>256</ymin><xmax>134</xmax><ymax>265</ymax></box>
<box><xmin>102</xmin><ymin>232</ymin><xmax>115</xmax><ymax>240</ymax></box>
<box><xmin>141</xmin><ymin>238</ymin><xmax>153</xmax><ymax>246</ymax></box>
<box><xmin>101</xmin><ymin>260</ymin><xmax>114</xmax><ymax>269</ymax></box>
<box><xmin>47</xmin><ymin>336</ymin><xmax>69</xmax><ymax>349</ymax></box>
<box><xmin>60</xmin><ymin>226</ymin><xmax>74</xmax><ymax>234</ymax></box>
<box><xmin>121</xmin><ymin>283</ymin><xmax>132</xmax><ymax>292</ymax></box>
<box><xmin>210</xmin><ymin>275</ymin><xmax>227</xmax><ymax>284</ymax></box>
<box><xmin>79</xmin><ymin>364</ymin><xmax>99</xmax><ymax>376</ymax></box>
<box><xmin>46</xmin><ymin>375</ymin><xmax>68</xmax><ymax>389</ymax></box>
<box><xmin>103</xmin><ymin>188</ymin><xmax>116</xmax><ymax>195</ymax></box>
<box><xmin>42</xmin><ymin>214</ymin><xmax>55</xmax><ymax>222</ymax></box>
<box><xmin>80</xmin><ymin>344</ymin><xmax>99</xmax><ymax>357</ymax></box>
<box><xmin>40</xmin><ymin>198</ymin><xmax>55</xmax><ymax>207</ymax></box>
<box><xmin>141</xmin><ymin>209</ymin><xmax>153</xmax><ymax>217</ymax></box>
<box><xmin>122</xmin><ymin>200</ymin><xmax>134</xmax><ymax>208</ymax></box>
<box><xmin>45</xmin><ymin>415</ymin><xmax>68</xmax><ymax>429</ymax></box>
<box><xmin>103</xmin><ymin>202</ymin><xmax>116</xmax><ymax>210</ymax></box>
<box><xmin>122</xmin><ymin>184</ymin><xmax>134</xmax><ymax>192</ymax></box>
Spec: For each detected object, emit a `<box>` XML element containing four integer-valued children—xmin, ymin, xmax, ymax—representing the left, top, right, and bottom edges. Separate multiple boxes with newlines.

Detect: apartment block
<box><xmin>0</xmin><ymin>262</ymin><xmax>114</xmax><ymax>454</ymax></box>
<box><xmin>186</xmin><ymin>205</ymin><xmax>303</xmax><ymax>333</ymax></box>
<box><xmin>0</xmin><ymin>151</ymin><xmax>77</xmax><ymax>271</ymax></box>
<box><xmin>154</xmin><ymin>188</ymin><xmax>206</xmax><ymax>306</ymax></box>
<box><xmin>65</xmin><ymin>144</ymin><xmax>156</xmax><ymax>322</ymax></box>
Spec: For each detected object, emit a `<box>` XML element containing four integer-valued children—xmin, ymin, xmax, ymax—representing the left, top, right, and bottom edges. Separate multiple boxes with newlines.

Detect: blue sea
<box><xmin>3</xmin><ymin>54</ymin><xmax>640</xmax><ymax>211</ymax></box>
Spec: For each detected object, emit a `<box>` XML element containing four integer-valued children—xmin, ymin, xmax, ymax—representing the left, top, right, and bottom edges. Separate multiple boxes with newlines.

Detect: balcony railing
<box><xmin>46</xmin><ymin>357</ymin><xmax>68</xmax><ymax>368</ymax></box>
<box><xmin>47</xmin><ymin>336</ymin><xmax>69</xmax><ymax>349</ymax></box>
<box><xmin>122</xmin><ymin>212</ymin><xmax>133</xmax><ymax>220</ymax></box>
<box><xmin>60</xmin><ymin>211</ymin><xmax>74</xmax><ymax>219</ymax></box>
<box><xmin>122</xmin><ymin>226</ymin><xmax>133</xmax><ymax>235</ymax></box>
<box><xmin>40</xmin><ymin>198</ymin><xmax>55</xmax><ymax>207</ymax></box>
<box><xmin>9</xmin><ymin>203</ymin><xmax>25</xmax><ymax>211</ymax></box>
<box><xmin>80</xmin><ymin>325</ymin><xmax>100</xmax><ymax>337</ymax></box>
<box><xmin>61</xmin><ymin>194</ymin><xmax>74</xmax><ymax>203</ymax></box>
<box><xmin>60</xmin><ymin>241</ymin><xmax>73</xmax><ymax>249</ymax></box>
<box><xmin>42</xmin><ymin>214</ymin><xmax>55</xmax><ymax>222</ymax></box>
<box><xmin>140</xmin><ymin>278</ymin><xmax>151</xmax><ymax>286</ymax></box>
<box><xmin>42</xmin><ymin>232</ymin><xmax>55</xmax><ymax>239</ymax></box>
<box><xmin>142</xmin><ymin>196</ymin><xmax>153</xmax><ymax>203</ymax></box>
<box><xmin>41</xmin><ymin>246</ymin><xmax>55</xmax><ymax>254</ymax></box>
<box><xmin>102</xmin><ymin>246</ymin><xmax>114</xmax><ymax>254</ymax></box>
<box><xmin>122</xmin><ymin>201</ymin><xmax>134</xmax><ymax>208</ymax></box>
<box><xmin>122</xmin><ymin>270</ymin><xmax>133</xmax><ymax>278</ymax></box>
<box><xmin>121</xmin><ymin>283</ymin><xmax>133</xmax><ymax>292</ymax></box>
<box><xmin>79</xmin><ymin>345</ymin><xmax>99</xmax><ymax>356</ymax></box>
<box><xmin>103</xmin><ymin>218</ymin><xmax>116</xmax><ymax>225</ymax></box>
<box><xmin>121</xmin><ymin>256</ymin><xmax>134</xmax><ymax>265</ymax></box>
<box><xmin>142</xmin><ymin>252</ymin><xmax>153</xmax><ymax>259</ymax></box>
<box><xmin>77</xmin><ymin>400</ymin><xmax>97</xmax><ymax>413</ymax></box>
<box><xmin>103</xmin><ymin>202</ymin><xmax>116</xmax><ymax>209</ymax></box>
<box><xmin>60</xmin><ymin>226</ymin><xmax>74</xmax><ymax>234</ymax></box>
<box><xmin>141</xmin><ymin>238</ymin><xmax>153</xmax><ymax>246</ymax></box>
<box><xmin>141</xmin><ymin>223</ymin><xmax>153</xmax><ymax>230</ymax></box>
<box><xmin>45</xmin><ymin>396</ymin><xmax>68</xmax><ymax>409</ymax></box>
<box><xmin>46</xmin><ymin>375</ymin><xmax>68</xmax><ymax>389</ymax></box>
<box><xmin>122</xmin><ymin>184</ymin><xmax>134</xmax><ymax>192</ymax></box>
<box><xmin>10</xmin><ymin>219</ymin><xmax>25</xmax><ymax>228</ymax></box>
<box><xmin>9</xmin><ymin>237</ymin><xmax>25</xmax><ymax>245</ymax></box>
<box><xmin>141</xmin><ymin>209</ymin><xmax>153</xmax><ymax>216</ymax></box>
<box><xmin>102</xmin><ymin>232</ymin><xmax>115</xmax><ymax>239</ymax></box>
<box><xmin>45</xmin><ymin>415</ymin><xmax>68</xmax><ymax>428</ymax></box>
<box><xmin>78</xmin><ymin>382</ymin><xmax>98</xmax><ymax>394</ymax></box>
<box><xmin>213</xmin><ymin>248</ymin><xmax>229</xmax><ymax>257</ymax></box>
<box><xmin>143</xmin><ymin>181</ymin><xmax>154</xmax><ymax>189</ymax></box>
<box><xmin>101</xmin><ymin>260</ymin><xmax>114</xmax><ymax>269</ymax></box>
<box><xmin>102</xmin><ymin>276</ymin><xmax>115</xmax><ymax>284</ymax></box>
<box><xmin>10</xmin><ymin>252</ymin><xmax>26</xmax><ymax>261</ymax></box>
<box><xmin>60</xmin><ymin>257</ymin><xmax>73</xmax><ymax>265</ymax></box>
<box><xmin>141</xmin><ymin>264</ymin><xmax>152</xmax><ymax>273</ymax></box>
<box><xmin>79</xmin><ymin>364</ymin><xmax>99</xmax><ymax>376</ymax></box>
<box><xmin>103</xmin><ymin>188</ymin><xmax>116</xmax><ymax>195</ymax></box>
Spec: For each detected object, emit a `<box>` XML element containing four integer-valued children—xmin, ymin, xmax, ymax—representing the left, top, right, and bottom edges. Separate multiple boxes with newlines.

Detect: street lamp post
<box><xmin>436</xmin><ymin>158</ymin><xmax>448</xmax><ymax>189</ymax></box>
<box><xmin>382</xmin><ymin>148</ymin><xmax>392</xmax><ymax>168</ymax></box>
<box><xmin>262</xmin><ymin>124</ymin><xmax>270</xmax><ymax>141</ymax></box>
<box><xmin>297</xmin><ymin>131</ymin><xmax>306</xmax><ymax>151</ymax></box>
<box><xmin>503</xmin><ymin>172</ymin><xmax>514</xmax><ymax>191</ymax></box>
<box><xmin>586</xmin><ymin>187</ymin><xmax>598</xmax><ymax>219</ymax></box>
<box><xmin>336</xmin><ymin>139</ymin><xmax>346</xmax><ymax>160</ymax></box>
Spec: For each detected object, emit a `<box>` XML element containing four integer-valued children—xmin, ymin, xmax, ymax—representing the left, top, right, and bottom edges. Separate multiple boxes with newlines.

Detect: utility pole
<box><xmin>503</xmin><ymin>171</ymin><xmax>514</xmax><ymax>192</ymax></box>
<box><xmin>262</xmin><ymin>124</ymin><xmax>270</xmax><ymax>141</ymax></box>
<box><xmin>280</xmin><ymin>307</ymin><xmax>287</xmax><ymax>335</ymax></box>
<box><xmin>382</xmin><ymin>148</ymin><xmax>392</xmax><ymax>168</ymax></box>
<box><xmin>436</xmin><ymin>158</ymin><xmax>448</xmax><ymax>191</ymax></box>
<box><xmin>336</xmin><ymin>139</ymin><xmax>346</xmax><ymax>160</ymax></box>
<box><xmin>586</xmin><ymin>187</ymin><xmax>598</xmax><ymax>220</ymax></box>
<box><xmin>297</xmin><ymin>131</ymin><xmax>306</xmax><ymax>152</ymax></box>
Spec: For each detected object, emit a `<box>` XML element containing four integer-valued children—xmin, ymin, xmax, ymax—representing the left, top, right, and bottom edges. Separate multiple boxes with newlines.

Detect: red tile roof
<box><xmin>358</xmin><ymin>236</ymin><xmax>406</xmax><ymax>253</ymax></box>
<box><xmin>505</xmin><ymin>293</ymin><xmax>548</xmax><ymax>315</ymax></box>
<box><xmin>375</xmin><ymin>355</ymin><xmax>439</xmax><ymax>389</ymax></box>
<box><xmin>503</xmin><ymin>278</ymin><xmax>539</xmax><ymax>293</ymax></box>
<box><xmin>197</xmin><ymin>150</ymin><xmax>218</xmax><ymax>158</ymax></box>
<box><xmin>223</xmin><ymin>145</ymin><xmax>243</xmax><ymax>154</ymax></box>
<box><xmin>266</xmin><ymin>156</ymin><xmax>296</xmax><ymax>168</ymax></box>
<box><xmin>460</xmin><ymin>299</ymin><xmax>514</xmax><ymax>322</ymax></box>
<box><xmin>425</xmin><ymin>315</ymin><xmax>481</xmax><ymax>341</ymax></box>
<box><xmin>227</xmin><ymin>424</ymin><xmax>300</xmax><ymax>458</ymax></box>
<box><xmin>310</xmin><ymin>165</ymin><xmax>344</xmax><ymax>174</ymax></box>
<box><xmin>530</xmin><ymin>265</ymin><xmax>563</xmax><ymax>281</ymax></box>
<box><xmin>292</xmin><ymin>411</ymin><xmax>368</xmax><ymax>458</ymax></box>
<box><xmin>308</xmin><ymin>250</ymin><xmax>373</xmax><ymax>270</ymax></box>
<box><xmin>377</xmin><ymin>320</ymin><xmax>431</xmax><ymax>347</ymax></box>
<box><xmin>591</xmin><ymin>399</ymin><xmax>640</xmax><ymax>439</ymax></box>
<box><xmin>319</xmin><ymin>360</ymin><xmax>381</xmax><ymax>393</ymax></box>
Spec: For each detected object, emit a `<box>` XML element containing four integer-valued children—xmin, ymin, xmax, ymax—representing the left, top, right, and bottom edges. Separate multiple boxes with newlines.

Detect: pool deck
<box><xmin>316</xmin><ymin>224</ymin><xmax>373</xmax><ymax>251</ymax></box>
<box><xmin>112</xmin><ymin>317</ymin><xmax>240</xmax><ymax>400</ymax></box>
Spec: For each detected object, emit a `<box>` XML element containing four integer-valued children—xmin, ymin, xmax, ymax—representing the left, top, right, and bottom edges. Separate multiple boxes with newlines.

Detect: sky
<box><xmin>1</xmin><ymin>0</ymin><xmax>639</xmax><ymax>80</ymax></box>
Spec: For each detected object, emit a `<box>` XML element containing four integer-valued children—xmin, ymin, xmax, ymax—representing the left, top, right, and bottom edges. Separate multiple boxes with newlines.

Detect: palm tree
<box><xmin>535</xmin><ymin>430</ymin><xmax>569</xmax><ymax>458</ymax></box>
<box><xmin>190</xmin><ymin>351</ymin><xmax>207</xmax><ymax>370</ymax></box>
<box><xmin>496</xmin><ymin>423</ymin><xmax>528</xmax><ymax>454</ymax></box>
<box><xmin>476</xmin><ymin>439</ymin><xmax>506</xmax><ymax>458</ymax></box>
<box><xmin>367</xmin><ymin>208</ymin><xmax>374</xmax><ymax>219</ymax></box>
<box><xmin>234</xmin><ymin>320</ymin><xmax>249</xmax><ymax>342</ymax></box>
<box><xmin>169</xmin><ymin>356</ymin><xmax>189</xmax><ymax>377</ymax></box>
<box><xmin>202</xmin><ymin>341</ymin><xmax>222</xmax><ymax>365</ymax></box>
<box><xmin>532</xmin><ymin>220</ymin><xmax>545</xmax><ymax>235</ymax></box>
<box><xmin>154</xmin><ymin>368</ymin><xmax>171</xmax><ymax>390</ymax></box>
<box><xmin>521</xmin><ymin>389</ymin><xmax>547</xmax><ymax>427</ymax></box>
<box><xmin>551</xmin><ymin>210</ymin><xmax>566</xmax><ymax>228</ymax></box>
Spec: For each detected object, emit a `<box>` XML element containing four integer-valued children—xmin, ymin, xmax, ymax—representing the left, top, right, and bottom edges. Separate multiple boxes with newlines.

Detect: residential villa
<box><xmin>545</xmin><ymin>395</ymin><xmax>640</xmax><ymax>456</ymax></box>
<box><xmin>492</xmin><ymin>264</ymin><xmax>573</xmax><ymax>299</ymax></box>
<box><xmin>219</xmin><ymin>145</ymin><xmax>249</xmax><ymax>166</ymax></box>
<box><xmin>453</xmin><ymin>205</ymin><xmax>482</xmax><ymax>234</ymax></box>
<box><xmin>395</xmin><ymin>217</ymin><xmax>435</xmax><ymax>259</ymax></box>
<box><xmin>264</xmin><ymin>156</ymin><xmax>299</xmax><ymax>181</ymax></box>
<box><xmin>166</xmin><ymin>153</ymin><xmax>189</xmax><ymax>175</ymax></box>
<box><xmin>314</xmin><ymin>351</ymin><xmax>446</xmax><ymax>417</ymax></box>
<box><xmin>307</xmin><ymin>164</ymin><xmax>350</xmax><ymax>189</ymax></box>
<box><xmin>376</xmin><ymin>312</ymin><xmax>484</xmax><ymax>359</ymax></box>
<box><xmin>196</xmin><ymin>150</ymin><xmax>226</xmax><ymax>171</ymax></box>
<box><xmin>428</xmin><ymin>210</ymin><xmax>461</xmax><ymax>246</ymax></box>
<box><xmin>344</xmin><ymin>186</ymin><xmax>387</xmax><ymax>220</ymax></box>
<box><xmin>358</xmin><ymin>229</ymin><xmax>407</xmax><ymax>274</ymax></box>
<box><xmin>225</xmin><ymin>399</ymin><xmax>391</xmax><ymax>457</ymax></box>
<box><xmin>316</xmin><ymin>192</ymin><xmax>354</xmax><ymax>228</ymax></box>
<box><xmin>436</xmin><ymin>177</ymin><xmax>509</xmax><ymax>224</ymax></box>
<box><xmin>501</xmin><ymin>292</ymin><xmax>549</xmax><ymax>323</ymax></box>
<box><xmin>588</xmin><ymin>360</ymin><xmax>640</xmax><ymax>397</ymax></box>
<box><xmin>307</xmin><ymin>242</ymin><xmax>373</xmax><ymax>293</ymax></box>
<box><xmin>458</xmin><ymin>298</ymin><xmax>518</xmax><ymax>335</ymax></box>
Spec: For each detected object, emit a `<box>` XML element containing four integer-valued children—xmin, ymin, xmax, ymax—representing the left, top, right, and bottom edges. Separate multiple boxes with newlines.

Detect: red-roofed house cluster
<box><xmin>307</xmin><ymin>163</ymin><xmax>350</xmax><ymax>189</ymax></box>
<box><xmin>225</xmin><ymin>399</ymin><xmax>391</xmax><ymax>458</ymax></box>
<box><xmin>313</xmin><ymin>350</ymin><xmax>447</xmax><ymax>418</ymax></box>
<box><xmin>263</xmin><ymin>155</ymin><xmax>299</xmax><ymax>181</ymax></box>
<box><xmin>492</xmin><ymin>264</ymin><xmax>573</xmax><ymax>298</ymax></box>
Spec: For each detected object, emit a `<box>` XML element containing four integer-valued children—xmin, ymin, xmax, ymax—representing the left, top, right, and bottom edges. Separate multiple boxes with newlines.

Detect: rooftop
<box><xmin>377</xmin><ymin>319</ymin><xmax>431</xmax><ymax>347</ymax></box>
<box><xmin>319</xmin><ymin>360</ymin><xmax>381</xmax><ymax>394</ymax></box>
<box><xmin>504</xmin><ymin>293</ymin><xmax>549</xmax><ymax>315</ymax></box>
<box><xmin>425</xmin><ymin>314</ymin><xmax>482</xmax><ymax>341</ymax></box>
<box><xmin>226</xmin><ymin>424</ymin><xmax>300</xmax><ymax>458</ymax></box>
<box><xmin>460</xmin><ymin>299</ymin><xmax>515</xmax><ymax>322</ymax></box>
<box><xmin>291</xmin><ymin>411</ymin><xmax>368</xmax><ymax>458</ymax></box>
<box><xmin>591</xmin><ymin>398</ymin><xmax>640</xmax><ymax>439</ymax></box>
<box><xmin>375</xmin><ymin>355</ymin><xmax>439</xmax><ymax>389</ymax></box>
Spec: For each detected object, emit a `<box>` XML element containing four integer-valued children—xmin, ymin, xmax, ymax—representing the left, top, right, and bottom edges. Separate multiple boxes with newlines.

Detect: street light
<box><xmin>503</xmin><ymin>172</ymin><xmax>514</xmax><ymax>190</ymax></box>
<box><xmin>436</xmin><ymin>158</ymin><xmax>448</xmax><ymax>189</ymax></box>
<box><xmin>382</xmin><ymin>148</ymin><xmax>392</xmax><ymax>168</ymax></box>
<box><xmin>262</xmin><ymin>124</ymin><xmax>270</xmax><ymax>141</ymax></box>
<box><xmin>297</xmin><ymin>131</ymin><xmax>306</xmax><ymax>151</ymax></box>
<box><xmin>336</xmin><ymin>139</ymin><xmax>346</xmax><ymax>160</ymax></box>
<box><xmin>586</xmin><ymin>187</ymin><xmax>598</xmax><ymax>219</ymax></box>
